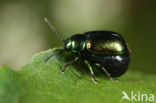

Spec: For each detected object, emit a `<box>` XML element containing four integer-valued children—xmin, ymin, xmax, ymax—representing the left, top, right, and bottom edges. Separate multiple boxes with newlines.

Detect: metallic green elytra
<box><xmin>86</xmin><ymin>34</ymin><xmax>125</xmax><ymax>55</ymax></box>
<box><xmin>45</xmin><ymin>18</ymin><xmax>130</xmax><ymax>83</ymax></box>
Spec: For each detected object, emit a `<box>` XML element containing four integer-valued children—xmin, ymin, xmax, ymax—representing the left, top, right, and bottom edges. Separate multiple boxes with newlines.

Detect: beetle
<box><xmin>44</xmin><ymin>18</ymin><xmax>130</xmax><ymax>83</ymax></box>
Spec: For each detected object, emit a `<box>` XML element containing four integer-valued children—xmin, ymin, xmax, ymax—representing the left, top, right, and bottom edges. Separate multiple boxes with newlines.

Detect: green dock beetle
<box><xmin>44</xmin><ymin>18</ymin><xmax>130</xmax><ymax>83</ymax></box>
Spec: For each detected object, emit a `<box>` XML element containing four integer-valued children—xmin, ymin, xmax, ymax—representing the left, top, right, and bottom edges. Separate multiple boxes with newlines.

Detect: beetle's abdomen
<box><xmin>81</xmin><ymin>51</ymin><xmax>130</xmax><ymax>77</ymax></box>
<box><xmin>102</xmin><ymin>54</ymin><xmax>130</xmax><ymax>77</ymax></box>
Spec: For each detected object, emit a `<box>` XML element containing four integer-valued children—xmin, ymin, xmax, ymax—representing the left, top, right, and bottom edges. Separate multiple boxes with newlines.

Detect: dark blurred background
<box><xmin>0</xmin><ymin>0</ymin><xmax>155</xmax><ymax>74</ymax></box>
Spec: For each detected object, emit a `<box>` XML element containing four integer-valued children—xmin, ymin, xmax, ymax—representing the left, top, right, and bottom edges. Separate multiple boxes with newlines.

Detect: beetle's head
<box><xmin>64</xmin><ymin>34</ymin><xmax>86</xmax><ymax>52</ymax></box>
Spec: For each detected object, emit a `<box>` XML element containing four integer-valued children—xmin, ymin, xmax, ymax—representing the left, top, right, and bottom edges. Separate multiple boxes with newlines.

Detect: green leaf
<box><xmin>0</xmin><ymin>47</ymin><xmax>156</xmax><ymax>103</ymax></box>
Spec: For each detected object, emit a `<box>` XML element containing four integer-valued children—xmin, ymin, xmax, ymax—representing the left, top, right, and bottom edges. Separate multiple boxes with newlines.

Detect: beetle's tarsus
<box><xmin>60</xmin><ymin>70</ymin><xmax>64</xmax><ymax>74</ymax></box>
<box><xmin>110</xmin><ymin>78</ymin><xmax>119</xmax><ymax>82</ymax></box>
<box><xmin>61</xmin><ymin>67</ymin><xmax>66</xmax><ymax>73</ymax></box>
<box><xmin>101</xmin><ymin>66</ymin><xmax>119</xmax><ymax>82</ymax></box>
<box><xmin>91</xmin><ymin>74</ymin><xmax>98</xmax><ymax>84</ymax></box>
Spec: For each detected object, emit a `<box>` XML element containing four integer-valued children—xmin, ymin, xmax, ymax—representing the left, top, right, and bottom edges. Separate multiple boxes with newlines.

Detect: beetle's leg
<box><xmin>61</xmin><ymin>56</ymin><xmax>78</xmax><ymax>73</ymax></box>
<box><xmin>61</xmin><ymin>53</ymin><xmax>78</xmax><ymax>73</ymax></box>
<box><xmin>45</xmin><ymin>49</ymin><xmax>63</xmax><ymax>62</ymax></box>
<box><xmin>101</xmin><ymin>67</ymin><xmax>119</xmax><ymax>82</ymax></box>
<box><xmin>84</xmin><ymin>60</ymin><xmax>98</xmax><ymax>84</ymax></box>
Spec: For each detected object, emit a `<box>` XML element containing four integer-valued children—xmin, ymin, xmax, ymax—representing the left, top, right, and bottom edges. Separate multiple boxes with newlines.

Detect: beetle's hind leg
<box><xmin>101</xmin><ymin>67</ymin><xmax>119</xmax><ymax>82</ymax></box>
<box><xmin>84</xmin><ymin>60</ymin><xmax>98</xmax><ymax>84</ymax></box>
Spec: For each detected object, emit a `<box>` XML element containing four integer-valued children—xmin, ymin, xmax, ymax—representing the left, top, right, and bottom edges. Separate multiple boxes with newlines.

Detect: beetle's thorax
<box><xmin>64</xmin><ymin>34</ymin><xmax>86</xmax><ymax>52</ymax></box>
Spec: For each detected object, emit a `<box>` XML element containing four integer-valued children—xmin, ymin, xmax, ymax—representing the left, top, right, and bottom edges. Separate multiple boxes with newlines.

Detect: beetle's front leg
<box><xmin>84</xmin><ymin>60</ymin><xmax>98</xmax><ymax>84</ymax></box>
<box><xmin>101</xmin><ymin>67</ymin><xmax>119</xmax><ymax>82</ymax></box>
<box><xmin>61</xmin><ymin>53</ymin><xmax>78</xmax><ymax>73</ymax></box>
<box><xmin>45</xmin><ymin>49</ymin><xmax>64</xmax><ymax>62</ymax></box>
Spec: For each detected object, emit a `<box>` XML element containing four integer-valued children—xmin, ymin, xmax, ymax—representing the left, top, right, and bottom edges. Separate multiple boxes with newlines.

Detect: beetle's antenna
<box><xmin>44</xmin><ymin>17</ymin><xmax>65</xmax><ymax>42</ymax></box>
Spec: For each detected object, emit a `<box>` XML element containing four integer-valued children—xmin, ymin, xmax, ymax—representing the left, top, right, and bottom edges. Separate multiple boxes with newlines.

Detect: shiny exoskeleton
<box><xmin>45</xmin><ymin>18</ymin><xmax>130</xmax><ymax>83</ymax></box>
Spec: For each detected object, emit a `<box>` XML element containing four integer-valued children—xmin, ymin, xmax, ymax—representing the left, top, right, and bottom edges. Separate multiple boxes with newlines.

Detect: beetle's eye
<box><xmin>66</xmin><ymin>42</ymin><xmax>71</xmax><ymax>48</ymax></box>
<box><xmin>65</xmin><ymin>40</ymin><xmax>72</xmax><ymax>51</ymax></box>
